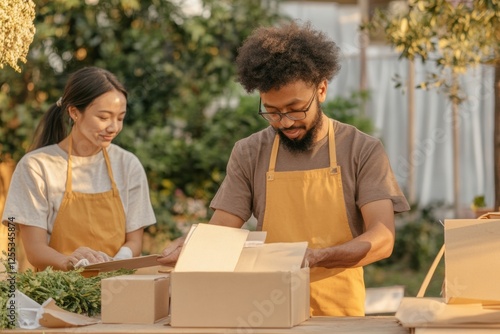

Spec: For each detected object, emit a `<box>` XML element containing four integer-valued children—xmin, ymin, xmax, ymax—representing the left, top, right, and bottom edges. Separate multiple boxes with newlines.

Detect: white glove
<box><xmin>113</xmin><ymin>246</ymin><xmax>133</xmax><ymax>260</ymax></box>
<box><xmin>74</xmin><ymin>259</ymin><xmax>91</xmax><ymax>268</ymax></box>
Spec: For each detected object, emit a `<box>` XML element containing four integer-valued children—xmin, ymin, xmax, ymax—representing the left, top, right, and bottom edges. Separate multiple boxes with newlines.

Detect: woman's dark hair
<box><xmin>235</xmin><ymin>21</ymin><xmax>342</xmax><ymax>93</ymax></box>
<box><xmin>29</xmin><ymin>67</ymin><xmax>127</xmax><ymax>151</ymax></box>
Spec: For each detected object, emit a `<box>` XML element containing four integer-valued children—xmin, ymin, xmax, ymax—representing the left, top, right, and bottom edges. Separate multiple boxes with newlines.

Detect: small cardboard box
<box><xmin>444</xmin><ymin>219</ymin><xmax>500</xmax><ymax>305</ymax></box>
<box><xmin>101</xmin><ymin>274</ymin><xmax>169</xmax><ymax>324</ymax></box>
<box><xmin>170</xmin><ymin>224</ymin><xmax>310</xmax><ymax>328</ymax></box>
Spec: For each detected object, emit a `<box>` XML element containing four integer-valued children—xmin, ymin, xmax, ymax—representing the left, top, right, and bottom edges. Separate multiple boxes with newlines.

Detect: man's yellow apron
<box><xmin>49</xmin><ymin>135</ymin><xmax>126</xmax><ymax>257</ymax></box>
<box><xmin>262</xmin><ymin>120</ymin><xmax>365</xmax><ymax>316</ymax></box>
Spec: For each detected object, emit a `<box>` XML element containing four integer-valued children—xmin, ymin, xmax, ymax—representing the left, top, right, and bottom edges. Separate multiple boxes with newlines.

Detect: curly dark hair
<box><xmin>235</xmin><ymin>21</ymin><xmax>342</xmax><ymax>93</ymax></box>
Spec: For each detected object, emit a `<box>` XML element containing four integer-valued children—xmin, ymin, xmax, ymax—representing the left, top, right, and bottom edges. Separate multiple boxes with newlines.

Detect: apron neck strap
<box><xmin>327</xmin><ymin>119</ymin><xmax>337</xmax><ymax>168</ymax></box>
<box><xmin>102</xmin><ymin>147</ymin><xmax>119</xmax><ymax>193</ymax></box>
<box><xmin>65</xmin><ymin>135</ymin><xmax>119</xmax><ymax>194</ymax></box>
<box><xmin>66</xmin><ymin>135</ymin><xmax>74</xmax><ymax>192</ymax></box>
<box><xmin>269</xmin><ymin>133</ymin><xmax>280</xmax><ymax>172</ymax></box>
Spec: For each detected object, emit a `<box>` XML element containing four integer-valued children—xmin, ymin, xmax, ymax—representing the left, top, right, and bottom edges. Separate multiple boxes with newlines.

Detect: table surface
<box><xmin>0</xmin><ymin>316</ymin><xmax>409</xmax><ymax>334</ymax></box>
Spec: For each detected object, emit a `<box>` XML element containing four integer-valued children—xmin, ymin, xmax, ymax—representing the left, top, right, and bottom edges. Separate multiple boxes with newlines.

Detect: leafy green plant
<box><xmin>0</xmin><ymin>263</ymin><xmax>134</xmax><ymax>329</ymax></box>
<box><xmin>471</xmin><ymin>195</ymin><xmax>487</xmax><ymax>210</ymax></box>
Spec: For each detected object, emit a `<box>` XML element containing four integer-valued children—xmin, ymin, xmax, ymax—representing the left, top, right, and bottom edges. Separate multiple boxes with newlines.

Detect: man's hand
<box><xmin>158</xmin><ymin>236</ymin><xmax>186</xmax><ymax>266</ymax></box>
<box><xmin>304</xmin><ymin>248</ymin><xmax>326</xmax><ymax>268</ymax></box>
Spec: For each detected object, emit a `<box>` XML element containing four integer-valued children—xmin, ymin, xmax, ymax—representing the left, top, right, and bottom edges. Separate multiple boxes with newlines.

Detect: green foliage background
<box><xmin>0</xmin><ymin>0</ymin><xmax>283</xmax><ymax>242</ymax></box>
<box><xmin>1</xmin><ymin>0</ymin><xmax>447</xmax><ymax>310</ymax></box>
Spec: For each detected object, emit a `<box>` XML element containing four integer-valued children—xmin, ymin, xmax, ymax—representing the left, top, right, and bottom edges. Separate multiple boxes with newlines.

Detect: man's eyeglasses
<box><xmin>258</xmin><ymin>90</ymin><xmax>317</xmax><ymax>122</ymax></box>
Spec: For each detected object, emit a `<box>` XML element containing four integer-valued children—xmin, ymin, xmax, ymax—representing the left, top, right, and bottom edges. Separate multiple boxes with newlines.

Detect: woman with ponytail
<box><xmin>2</xmin><ymin>66</ymin><xmax>156</xmax><ymax>271</ymax></box>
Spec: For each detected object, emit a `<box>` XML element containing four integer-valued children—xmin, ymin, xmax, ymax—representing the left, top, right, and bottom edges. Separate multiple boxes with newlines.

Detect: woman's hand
<box><xmin>69</xmin><ymin>246</ymin><xmax>112</xmax><ymax>264</ymax></box>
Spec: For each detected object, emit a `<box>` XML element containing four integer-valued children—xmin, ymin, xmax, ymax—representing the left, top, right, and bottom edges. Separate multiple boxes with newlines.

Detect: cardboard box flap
<box><xmin>244</xmin><ymin>230</ymin><xmax>266</xmax><ymax>247</ymax></box>
<box><xmin>235</xmin><ymin>241</ymin><xmax>308</xmax><ymax>272</ymax></box>
<box><xmin>175</xmin><ymin>223</ymin><xmax>250</xmax><ymax>272</ymax></box>
<box><xmin>444</xmin><ymin>219</ymin><xmax>500</xmax><ymax>304</ymax></box>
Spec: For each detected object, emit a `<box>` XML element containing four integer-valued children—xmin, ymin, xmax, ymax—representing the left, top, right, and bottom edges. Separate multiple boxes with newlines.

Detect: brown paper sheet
<box><xmin>396</xmin><ymin>298</ymin><xmax>500</xmax><ymax>328</ymax></box>
<box><xmin>38</xmin><ymin>298</ymin><xmax>98</xmax><ymax>328</ymax></box>
<box><xmin>82</xmin><ymin>254</ymin><xmax>162</xmax><ymax>273</ymax></box>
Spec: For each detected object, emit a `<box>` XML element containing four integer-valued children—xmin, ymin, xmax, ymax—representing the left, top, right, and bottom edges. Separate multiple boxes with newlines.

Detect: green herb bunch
<box><xmin>0</xmin><ymin>279</ymin><xmax>13</xmax><ymax>329</ymax></box>
<box><xmin>1</xmin><ymin>260</ymin><xmax>133</xmax><ymax>329</ymax></box>
<box><xmin>16</xmin><ymin>267</ymin><xmax>134</xmax><ymax>316</ymax></box>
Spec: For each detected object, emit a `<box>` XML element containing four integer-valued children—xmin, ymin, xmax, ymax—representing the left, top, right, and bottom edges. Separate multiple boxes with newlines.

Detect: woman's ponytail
<box><xmin>29</xmin><ymin>102</ymin><xmax>68</xmax><ymax>152</ymax></box>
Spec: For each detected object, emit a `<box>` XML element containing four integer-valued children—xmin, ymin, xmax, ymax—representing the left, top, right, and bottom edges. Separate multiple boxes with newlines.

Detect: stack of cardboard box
<box><xmin>396</xmin><ymin>218</ymin><xmax>500</xmax><ymax>333</ymax></box>
<box><xmin>100</xmin><ymin>223</ymin><xmax>310</xmax><ymax>329</ymax></box>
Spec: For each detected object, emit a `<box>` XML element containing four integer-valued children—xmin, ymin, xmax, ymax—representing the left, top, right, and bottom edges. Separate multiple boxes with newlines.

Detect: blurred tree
<box><xmin>0</xmin><ymin>0</ymin><xmax>36</xmax><ymax>72</ymax></box>
<box><xmin>323</xmin><ymin>90</ymin><xmax>373</xmax><ymax>135</ymax></box>
<box><xmin>362</xmin><ymin>0</ymin><xmax>500</xmax><ymax>216</ymax></box>
<box><xmin>0</xmin><ymin>0</ymin><xmax>284</xmax><ymax>240</ymax></box>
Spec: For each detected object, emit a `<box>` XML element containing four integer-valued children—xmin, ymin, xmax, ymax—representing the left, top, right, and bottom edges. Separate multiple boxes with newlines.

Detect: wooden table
<box><xmin>1</xmin><ymin>316</ymin><xmax>409</xmax><ymax>333</ymax></box>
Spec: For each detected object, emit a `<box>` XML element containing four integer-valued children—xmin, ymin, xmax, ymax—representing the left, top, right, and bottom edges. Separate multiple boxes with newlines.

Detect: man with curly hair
<box><xmin>161</xmin><ymin>21</ymin><xmax>410</xmax><ymax>316</ymax></box>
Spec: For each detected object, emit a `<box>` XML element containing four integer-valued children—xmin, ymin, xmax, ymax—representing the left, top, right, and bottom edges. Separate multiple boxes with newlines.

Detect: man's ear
<box><xmin>317</xmin><ymin>79</ymin><xmax>328</xmax><ymax>103</ymax></box>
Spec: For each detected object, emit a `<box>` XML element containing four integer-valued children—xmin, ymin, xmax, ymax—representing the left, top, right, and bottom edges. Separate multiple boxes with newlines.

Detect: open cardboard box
<box><xmin>170</xmin><ymin>223</ymin><xmax>310</xmax><ymax>328</ymax></box>
<box><xmin>444</xmin><ymin>219</ymin><xmax>500</xmax><ymax>305</ymax></box>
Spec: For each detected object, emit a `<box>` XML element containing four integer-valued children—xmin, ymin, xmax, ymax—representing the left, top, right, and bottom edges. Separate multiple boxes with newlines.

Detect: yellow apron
<box><xmin>49</xmin><ymin>135</ymin><xmax>126</xmax><ymax>257</ymax></box>
<box><xmin>262</xmin><ymin>120</ymin><xmax>365</xmax><ymax>316</ymax></box>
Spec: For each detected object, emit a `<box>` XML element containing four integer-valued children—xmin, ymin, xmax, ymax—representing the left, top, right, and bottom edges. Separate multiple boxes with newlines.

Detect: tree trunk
<box><xmin>358</xmin><ymin>0</ymin><xmax>369</xmax><ymax>116</ymax></box>
<box><xmin>494</xmin><ymin>61</ymin><xmax>500</xmax><ymax>211</ymax></box>
<box><xmin>452</xmin><ymin>99</ymin><xmax>460</xmax><ymax>218</ymax></box>
<box><xmin>407</xmin><ymin>60</ymin><xmax>416</xmax><ymax>204</ymax></box>
<box><xmin>452</xmin><ymin>73</ymin><xmax>460</xmax><ymax>218</ymax></box>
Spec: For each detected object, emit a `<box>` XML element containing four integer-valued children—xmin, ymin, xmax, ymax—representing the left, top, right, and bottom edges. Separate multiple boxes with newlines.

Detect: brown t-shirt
<box><xmin>210</xmin><ymin>119</ymin><xmax>410</xmax><ymax>237</ymax></box>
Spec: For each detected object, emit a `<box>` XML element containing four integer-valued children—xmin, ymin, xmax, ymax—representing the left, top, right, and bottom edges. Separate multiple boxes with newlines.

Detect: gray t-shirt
<box><xmin>210</xmin><ymin>119</ymin><xmax>409</xmax><ymax>237</ymax></box>
<box><xmin>2</xmin><ymin>144</ymin><xmax>156</xmax><ymax>237</ymax></box>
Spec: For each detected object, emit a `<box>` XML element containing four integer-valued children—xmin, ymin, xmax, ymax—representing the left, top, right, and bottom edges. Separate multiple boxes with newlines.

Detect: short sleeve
<box><xmin>122</xmin><ymin>156</ymin><xmax>156</xmax><ymax>232</ymax></box>
<box><xmin>355</xmin><ymin>140</ymin><xmax>409</xmax><ymax>213</ymax></box>
<box><xmin>1</xmin><ymin>156</ymin><xmax>50</xmax><ymax>229</ymax></box>
<box><xmin>210</xmin><ymin>140</ymin><xmax>254</xmax><ymax>222</ymax></box>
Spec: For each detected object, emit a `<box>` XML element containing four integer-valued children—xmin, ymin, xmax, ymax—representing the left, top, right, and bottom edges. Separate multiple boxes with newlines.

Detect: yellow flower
<box><xmin>0</xmin><ymin>0</ymin><xmax>36</xmax><ymax>72</ymax></box>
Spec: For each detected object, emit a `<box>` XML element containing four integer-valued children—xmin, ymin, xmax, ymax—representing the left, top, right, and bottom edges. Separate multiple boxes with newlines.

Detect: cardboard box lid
<box><xmin>174</xmin><ymin>224</ymin><xmax>307</xmax><ymax>272</ymax></box>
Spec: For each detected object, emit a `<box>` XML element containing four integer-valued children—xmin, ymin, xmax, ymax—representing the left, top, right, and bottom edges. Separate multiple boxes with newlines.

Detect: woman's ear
<box><xmin>68</xmin><ymin>106</ymin><xmax>79</xmax><ymax>121</ymax></box>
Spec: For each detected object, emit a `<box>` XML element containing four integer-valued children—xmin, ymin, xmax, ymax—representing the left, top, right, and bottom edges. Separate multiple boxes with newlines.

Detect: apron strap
<box><xmin>328</xmin><ymin>120</ymin><xmax>337</xmax><ymax>168</ymax></box>
<box><xmin>66</xmin><ymin>135</ymin><xmax>74</xmax><ymax>193</ymax></box>
<box><xmin>102</xmin><ymin>148</ymin><xmax>120</xmax><ymax>196</ymax></box>
<box><xmin>65</xmin><ymin>134</ymin><xmax>118</xmax><ymax>196</ymax></box>
<box><xmin>268</xmin><ymin>134</ymin><xmax>280</xmax><ymax>173</ymax></box>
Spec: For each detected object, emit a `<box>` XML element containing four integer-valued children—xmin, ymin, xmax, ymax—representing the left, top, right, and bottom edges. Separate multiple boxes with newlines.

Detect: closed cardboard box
<box><xmin>445</xmin><ymin>219</ymin><xmax>500</xmax><ymax>305</ymax></box>
<box><xmin>101</xmin><ymin>274</ymin><xmax>169</xmax><ymax>324</ymax></box>
<box><xmin>170</xmin><ymin>223</ymin><xmax>310</xmax><ymax>328</ymax></box>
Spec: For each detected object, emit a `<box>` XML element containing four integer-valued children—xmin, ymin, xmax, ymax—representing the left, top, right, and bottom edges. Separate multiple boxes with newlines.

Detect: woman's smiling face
<box><xmin>69</xmin><ymin>89</ymin><xmax>127</xmax><ymax>155</ymax></box>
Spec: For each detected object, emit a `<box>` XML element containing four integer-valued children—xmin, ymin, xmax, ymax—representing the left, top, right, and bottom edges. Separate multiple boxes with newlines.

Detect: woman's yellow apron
<box><xmin>262</xmin><ymin>120</ymin><xmax>365</xmax><ymax>316</ymax></box>
<box><xmin>49</xmin><ymin>135</ymin><xmax>126</xmax><ymax>257</ymax></box>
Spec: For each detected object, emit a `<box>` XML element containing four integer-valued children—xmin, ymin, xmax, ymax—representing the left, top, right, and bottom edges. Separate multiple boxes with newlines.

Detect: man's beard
<box><xmin>277</xmin><ymin>102</ymin><xmax>323</xmax><ymax>153</ymax></box>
